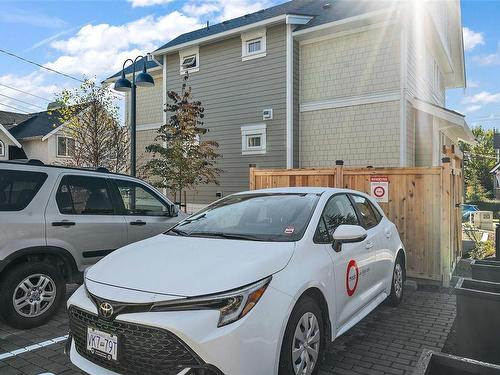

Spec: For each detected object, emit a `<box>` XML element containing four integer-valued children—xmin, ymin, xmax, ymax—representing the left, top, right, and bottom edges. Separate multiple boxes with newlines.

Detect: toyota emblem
<box><xmin>99</xmin><ymin>302</ymin><xmax>114</xmax><ymax>318</ymax></box>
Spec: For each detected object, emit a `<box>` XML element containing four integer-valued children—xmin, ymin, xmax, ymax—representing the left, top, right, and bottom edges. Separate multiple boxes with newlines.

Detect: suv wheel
<box><xmin>0</xmin><ymin>262</ymin><xmax>65</xmax><ymax>329</ymax></box>
<box><xmin>279</xmin><ymin>296</ymin><xmax>325</xmax><ymax>375</ymax></box>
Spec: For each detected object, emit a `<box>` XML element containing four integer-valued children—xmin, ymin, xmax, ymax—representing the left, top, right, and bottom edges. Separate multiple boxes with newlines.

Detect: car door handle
<box><xmin>365</xmin><ymin>241</ymin><xmax>374</xmax><ymax>249</ymax></box>
<box><xmin>130</xmin><ymin>220</ymin><xmax>147</xmax><ymax>226</ymax></box>
<box><xmin>385</xmin><ymin>231</ymin><xmax>392</xmax><ymax>238</ymax></box>
<box><xmin>52</xmin><ymin>221</ymin><xmax>76</xmax><ymax>227</ymax></box>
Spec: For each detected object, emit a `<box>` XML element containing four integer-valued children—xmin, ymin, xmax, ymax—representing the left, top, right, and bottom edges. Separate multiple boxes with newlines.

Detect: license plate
<box><xmin>86</xmin><ymin>327</ymin><xmax>118</xmax><ymax>361</ymax></box>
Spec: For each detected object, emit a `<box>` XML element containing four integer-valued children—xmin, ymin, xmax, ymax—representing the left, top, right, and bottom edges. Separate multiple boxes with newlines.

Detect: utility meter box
<box><xmin>470</xmin><ymin>211</ymin><xmax>494</xmax><ymax>230</ymax></box>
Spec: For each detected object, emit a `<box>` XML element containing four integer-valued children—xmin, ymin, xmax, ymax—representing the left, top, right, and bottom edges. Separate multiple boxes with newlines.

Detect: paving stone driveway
<box><xmin>0</xmin><ymin>285</ymin><xmax>455</xmax><ymax>375</ymax></box>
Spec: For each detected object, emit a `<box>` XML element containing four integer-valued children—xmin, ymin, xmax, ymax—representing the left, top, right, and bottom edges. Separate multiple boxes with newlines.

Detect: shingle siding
<box><xmin>162</xmin><ymin>23</ymin><xmax>287</xmax><ymax>204</ymax></box>
<box><xmin>299</xmin><ymin>101</ymin><xmax>400</xmax><ymax>168</ymax></box>
<box><xmin>299</xmin><ymin>25</ymin><xmax>402</xmax><ymax>168</ymax></box>
<box><xmin>300</xmin><ymin>24</ymin><xmax>401</xmax><ymax>103</ymax></box>
<box><xmin>129</xmin><ymin>74</ymin><xmax>164</xmax><ymax>126</ymax></box>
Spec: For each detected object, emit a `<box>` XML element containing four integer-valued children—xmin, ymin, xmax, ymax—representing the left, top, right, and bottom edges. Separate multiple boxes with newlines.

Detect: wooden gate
<box><xmin>249</xmin><ymin>148</ymin><xmax>463</xmax><ymax>286</ymax></box>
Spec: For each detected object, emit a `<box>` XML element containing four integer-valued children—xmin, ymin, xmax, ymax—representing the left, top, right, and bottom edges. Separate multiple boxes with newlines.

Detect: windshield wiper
<box><xmin>182</xmin><ymin>213</ymin><xmax>206</xmax><ymax>224</ymax></box>
<box><xmin>167</xmin><ymin>228</ymin><xmax>190</xmax><ymax>236</ymax></box>
<box><xmin>188</xmin><ymin>231</ymin><xmax>263</xmax><ymax>241</ymax></box>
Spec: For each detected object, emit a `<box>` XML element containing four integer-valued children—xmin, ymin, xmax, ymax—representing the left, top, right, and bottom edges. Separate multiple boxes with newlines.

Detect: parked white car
<box><xmin>66</xmin><ymin>187</ymin><xmax>406</xmax><ymax>375</ymax></box>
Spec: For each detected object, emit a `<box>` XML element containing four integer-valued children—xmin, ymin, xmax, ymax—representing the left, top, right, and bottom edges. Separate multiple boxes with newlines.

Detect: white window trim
<box><xmin>179</xmin><ymin>46</ymin><xmax>200</xmax><ymax>75</ymax></box>
<box><xmin>56</xmin><ymin>135</ymin><xmax>73</xmax><ymax>158</ymax></box>
<box><xmin>241</xmin><ymin>29</ymin><xmax>267</xmax><ymax>61</ymax></box>
<box><xmin>0</xmin><ymin>140</ymin><xmax>4</xmax><ymax>157</ymax></box>
<box><xmin>241</xmin><ymin>124</ymin><xmax>266</xmax><ymax>155</ymax></box>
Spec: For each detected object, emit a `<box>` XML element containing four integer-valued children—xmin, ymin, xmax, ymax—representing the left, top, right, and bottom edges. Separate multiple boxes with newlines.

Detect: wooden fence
<box><xmin>249</xmin><ymin>148</ymin><xmax>463</xmax><ymax>286</ymax></box>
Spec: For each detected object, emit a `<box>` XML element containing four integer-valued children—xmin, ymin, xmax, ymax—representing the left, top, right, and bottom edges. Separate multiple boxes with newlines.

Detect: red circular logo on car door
<box><xmin>346</xmin><ymin>260</ymin><xmax>359</xmax><ymax>296</ymax></box>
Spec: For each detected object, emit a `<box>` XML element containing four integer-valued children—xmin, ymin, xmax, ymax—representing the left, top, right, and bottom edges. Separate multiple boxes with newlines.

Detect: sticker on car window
<box><xmin>284</xmin><ymin>226</ymin><xmax>295</xmax><ymax>234</ymax></box>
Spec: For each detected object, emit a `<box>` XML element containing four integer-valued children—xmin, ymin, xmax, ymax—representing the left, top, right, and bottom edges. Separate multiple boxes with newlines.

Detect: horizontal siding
<box><xmin>164</xmin><ymin>24</ymin><xmax>287</xmax><ymax>204</ymax></box>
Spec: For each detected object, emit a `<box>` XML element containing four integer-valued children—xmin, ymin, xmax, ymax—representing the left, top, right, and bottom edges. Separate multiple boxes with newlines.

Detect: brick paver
<box><xmin>0</xmin><ymin>286</ymin><xmax>456</xmax><ymax>375</ymax></box>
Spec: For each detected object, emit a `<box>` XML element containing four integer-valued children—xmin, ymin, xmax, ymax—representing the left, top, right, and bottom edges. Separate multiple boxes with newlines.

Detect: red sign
<box><xmin>346</xmin><ymin>260</ymin><xmax>359</xmax><ymax>297</ymax></box>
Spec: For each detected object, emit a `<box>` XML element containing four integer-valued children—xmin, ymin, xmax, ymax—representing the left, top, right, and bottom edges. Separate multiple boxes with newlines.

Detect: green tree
<box><xmin>54</xmin><ymin>79</ymin><xmax>129</xmax><ymax>173</ymax></box>
<box><xmin>461</xmin><ymin>126</ymin><xmax>496</xmax><ymax>200</ymax></box>
<box><xmin>144</xmin><ymin>74</ymin><xmax>222</xmax><ymax>204</ymax></box>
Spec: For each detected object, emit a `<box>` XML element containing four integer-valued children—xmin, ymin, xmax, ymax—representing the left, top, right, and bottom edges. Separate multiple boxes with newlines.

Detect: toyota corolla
<box><xmin>66</xmin><ymin>187</ymin><xmax>406</xmax><ymax>375</ymax></box>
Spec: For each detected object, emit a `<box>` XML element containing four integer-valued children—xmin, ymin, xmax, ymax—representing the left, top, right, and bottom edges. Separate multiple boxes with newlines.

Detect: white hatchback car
<box><xmin>66</xmin><ymin>188</ymin><xmax>406</xmax><ymax>375</ymax></box>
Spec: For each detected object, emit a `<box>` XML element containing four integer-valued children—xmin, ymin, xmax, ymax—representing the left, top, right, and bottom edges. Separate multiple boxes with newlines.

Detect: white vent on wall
<box><xmin>263</xmin><ymin>109</ymin><xmax>273</xmax><ymax>121</ymax></box>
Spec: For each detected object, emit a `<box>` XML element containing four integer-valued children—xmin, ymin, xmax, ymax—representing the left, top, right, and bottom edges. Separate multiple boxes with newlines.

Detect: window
<box><xmin>241</xmin><ymin>29</ymin><xmax>266</xmax><ymax>61</ymax></box>
<box><xmin>241</xmin><ymin>124</ymin><xmax>266</xmax><ymax>155</ymax></box>
<box><xmin>0</xmin><ymin>170</ymin><xmax>47</xmax><ymax>211</ymax></box>
<box><xmin>114</xmin><ymin>179</ymin><xmax>170</xmax><ymax>216</ymax></box>
<box><xmin>57</xmin><ymin>136</ymin><xmax>75</xmax><ymax>158</ymax></box>
<box><xmin>179</xmin><ymin>46</ymin><xmax>199</xmax><ymax>74</ymax></box>
<box><xmin>0</xmin><ymin>140</ymin><xmax>4</xmax><ymax>157</ymax></box>
<box><xmin>247</xmin><ymin>38</ymin><xmax>263</xmax><ymax>54</ymax></box>
<box><xmin>351</xmin><ymin>195</ymin><xmax>381</xmax><ymax>229</ymax></box>
<box><xmin>170</xmin><ymin>193</ymin><xmax>319</xmax><ymax>242</ymax></box>
<box><xmin>314</xmin><ymin>195</ymin><xmax>359</xmax><ymax>243</ymax></box>
<box><xmin>56</xmin><ymin>175</ymin><xmax>114</xmax><ymax>215</ymax></box>
<box><xmin>181</xmin><ymin>55</ymin><xmax>197</xmax><ymax>69</ymax></box>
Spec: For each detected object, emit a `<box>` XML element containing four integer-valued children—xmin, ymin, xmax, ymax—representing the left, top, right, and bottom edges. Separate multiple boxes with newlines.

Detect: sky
<box><xmin>0</xmin><ymin>0</ymin><xmax>498</xmax><ymax>129</ymax></box>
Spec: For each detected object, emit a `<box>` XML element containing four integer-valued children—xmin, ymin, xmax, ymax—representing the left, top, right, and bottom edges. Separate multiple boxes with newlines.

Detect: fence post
<box><xmin>496</xmin><ymin>224</ymin><xmax>500</xmax><ymax>261</ymax></box>
<box><xmin>335</xmin><ymin>160</ymin><xmax>344</xmax><ymax>188</ymax></box>
<box><xmin>249</xmin><ymin>165</ymin><xmax>256</xmax><ymax>191</ymax></box>
<box><xmin>440</xmin><ymin>157</ymin><xmax>452</xmax><ymax>287</ymax></box>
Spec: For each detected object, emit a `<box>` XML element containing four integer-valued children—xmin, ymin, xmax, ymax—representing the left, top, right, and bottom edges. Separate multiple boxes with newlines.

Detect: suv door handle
<box><xmin>52</xmin><ymin>221</ymin><xmax>76</xmax><ymax>227</ymax></box>
<box><xmin>385</xmin><ymin>231</ymin><xmax>392</xmax><ymax>238</ymax></box>
<box><xmin>130</xmin><ymin>220</ymin><xmax>147</xmax><ymax>226</ymax></box>
<box><xmin>365</xmin><ymin>241</ymin><xmax>374</xmax><ymax>249</ymax></box>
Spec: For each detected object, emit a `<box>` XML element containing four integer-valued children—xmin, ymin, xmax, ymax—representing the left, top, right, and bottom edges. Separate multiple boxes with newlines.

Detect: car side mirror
<box><xmin>169</xmin><ymin>204</ymin><xmax>179</xmax><ymax>217</ymax></box>
<box><xmin>331</xmin><ymin>225</ymin><xmax>367</xmax><ymax>252</ymax></box>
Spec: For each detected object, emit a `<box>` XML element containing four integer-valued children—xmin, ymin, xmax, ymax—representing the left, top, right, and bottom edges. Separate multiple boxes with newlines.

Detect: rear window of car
<box><xmin>0</xmin><ymin>170</ymin><xmax>48</xmax><ymax>211</ymax></box>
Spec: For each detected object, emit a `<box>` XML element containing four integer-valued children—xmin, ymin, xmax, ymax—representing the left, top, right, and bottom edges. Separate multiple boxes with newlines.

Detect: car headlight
<box><xmin>150</xmin><ymin>276</ymin><xmax>272</xmax><ymax>327</ymax></box>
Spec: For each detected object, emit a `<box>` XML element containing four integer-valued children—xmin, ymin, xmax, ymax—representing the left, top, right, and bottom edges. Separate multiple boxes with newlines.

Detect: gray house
<box><xmin>0</xmin><ymin>109</ymin><xmax>74</xmax><ymax>164</ymax></box>
<box><xmin>107</xmin><ymin>0</ymin><xmax>473</xmax><ymax>211</ymax></box>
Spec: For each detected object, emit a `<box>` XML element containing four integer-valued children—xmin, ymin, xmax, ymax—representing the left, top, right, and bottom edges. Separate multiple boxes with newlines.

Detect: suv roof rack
<box><xmin>4</xmin><ymin>159</ymin><xmax>45</xmax><ymax>166</ymax></box>
<box><xmin>0</xmin><ymin>160</ymin><xmax>128</xmax><ymax>177</ymax></box>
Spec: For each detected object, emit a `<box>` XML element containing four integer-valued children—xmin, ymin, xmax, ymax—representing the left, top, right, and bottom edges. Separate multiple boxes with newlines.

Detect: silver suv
<box><xmin>0</xmin><ymin>160</ymin><xmax>183</xmax><ymax>328</ymax></box>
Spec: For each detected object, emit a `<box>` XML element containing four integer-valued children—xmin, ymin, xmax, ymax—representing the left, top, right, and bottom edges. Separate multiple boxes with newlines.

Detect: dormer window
<box><xmin>247</xmin><ymin>38</ymin><xmax>263</xmax><ymax>54</ymax></box>
<box><xmin>241</xmin><ymin>29</ymin><xmax>267</xmax><ymax>61</ymax></box>
<box><xmin>179</xmin><ymin>46</ymin><xmax>200</xmax><ymax>74</ymax></box>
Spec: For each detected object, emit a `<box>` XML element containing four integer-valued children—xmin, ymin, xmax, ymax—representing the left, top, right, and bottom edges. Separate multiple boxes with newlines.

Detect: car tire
<box><xmin>386</xmin><ymin>254</ymin><xmax>405</xmax><ymax>307</ymax></box>
<box><xmin>0</xmin><ymin>262</ymin><xmax>65</xmax><ymax>329</ymax></box>
<box><xmin>278</xmin><ymin>296</ymin><xmax>325</xmax><ymax>375</ymax></box>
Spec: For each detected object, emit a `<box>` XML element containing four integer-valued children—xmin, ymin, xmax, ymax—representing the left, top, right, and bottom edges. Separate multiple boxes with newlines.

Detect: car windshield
<box><xmin>167</xmin><ymin>193</ymin><xmax>320</xmax><ymax>242</ymax></box>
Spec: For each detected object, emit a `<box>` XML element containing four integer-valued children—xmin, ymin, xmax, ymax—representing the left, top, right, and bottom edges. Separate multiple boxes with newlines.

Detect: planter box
<box><xmin>471</xmin><ymin>260</ymin><xmax>500</xmax><ymax>282</ymax></box>
<box><xmin>475</xmin><ymin>259</ymin><xmax>500</xmax><ymax>266</ymax></box>
<box><xmin>455</xmin><ymin>278</ymin><xmax>500</xmax><ymax>364</ymax></box>
<box><xmin>413</xmin><ymin>350</ymin><xmax>500</xmax><ymax>375</ymax></box>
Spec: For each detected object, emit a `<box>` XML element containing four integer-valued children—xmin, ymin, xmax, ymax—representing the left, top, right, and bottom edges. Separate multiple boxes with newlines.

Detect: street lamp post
<box><xmin>114</xmin><ymin>55</ymin><xmax>155</xmax><ymax>176</ymax></box>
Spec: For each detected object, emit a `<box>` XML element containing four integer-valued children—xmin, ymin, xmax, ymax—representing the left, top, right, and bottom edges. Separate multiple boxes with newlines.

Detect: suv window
<box><xmin>56</xmin><ymin>175</ymin><xmax>115</xmax><ymax>215</ymax></box>
<box><xmin>351</xmin><ymin>195</ymin><xmax>381</xmax><ymax>229</ymax></box>
<box><xmin>0</xmin><ymin>170</ymin><xmax>47</xmax><ymax>211</ymax></box>
<box><xmin>314</xmin><ymin>194</ymin><xmax>359</xmax><ymax>243</ymax></box>
<box><xmin>114</xmin><ymin>179</ymin><xmax>169</xmax><ymax>216</ymax></box>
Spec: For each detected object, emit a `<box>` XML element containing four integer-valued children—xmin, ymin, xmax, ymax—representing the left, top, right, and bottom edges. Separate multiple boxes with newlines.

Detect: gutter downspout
<box><xmin>286</xmin><ymin>23</ymin><xmax>294</xmax><ymax>169</ymax></box>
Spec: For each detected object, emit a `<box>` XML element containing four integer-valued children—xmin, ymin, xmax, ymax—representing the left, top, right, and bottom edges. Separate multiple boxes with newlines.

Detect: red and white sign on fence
<box><xmin>370</xmin><ymin>176</ymin><xmax>389</xmax><ymax>203</ymax></box>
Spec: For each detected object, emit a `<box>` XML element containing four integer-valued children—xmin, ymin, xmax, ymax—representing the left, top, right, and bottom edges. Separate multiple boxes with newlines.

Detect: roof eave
<box><xmin>153</xmin><ymin>14</ymin><xmax>290</xmax><ymax>57</ymax></box>
<box><xmin>0</xmin><ymin>123</ymin><xmax>22</xmax><ymax>148</ymax></box>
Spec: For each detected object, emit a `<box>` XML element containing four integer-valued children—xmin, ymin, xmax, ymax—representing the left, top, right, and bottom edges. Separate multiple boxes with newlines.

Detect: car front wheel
<box><xmin>386</xmin><ymin>255</ymin><xmax>405</xmax><ymax>307</ymax></box>
<box><xmin>279</xmin><ymin>296</ymin><xmax>325</xmax><ymax>375</ymax></box>
<box><xmin>0</xmin><ymin>262</ymin><xmax>65</xmax><ymax>329</ymax></box>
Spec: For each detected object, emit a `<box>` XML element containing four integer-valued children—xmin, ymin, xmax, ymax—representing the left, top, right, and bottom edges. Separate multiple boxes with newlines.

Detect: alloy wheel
<box><xmin>292</xmin><ymin>312</ymin><xmax>321</xmax><ymax>375</ymax></box>
<box><xmin>394</xmin><ymin>263</ymin><xmax>403</xmax><ymax>298</ymax></box>
<box><xmin>12</xmin><ymin>274</ymin><xmax>57</xmax><ymax>318</ymax></box>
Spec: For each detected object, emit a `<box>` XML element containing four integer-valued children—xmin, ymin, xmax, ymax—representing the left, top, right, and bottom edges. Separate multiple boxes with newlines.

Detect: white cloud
<box><xmin>473</xmin><ymin>43</ymin><xmax>500</xmax><ymax>66</ymax></box>
<box><xmin>464</xmin><ymin>105</ymin><xmax>481</xmax><ymax>113</ymax></box>
<box><xmin>467</xmin><ymin>80</ymin><xmax>479</xmax><ymax>88</ymax></box>
<box><xmin>463</xmin><ymin>27</ymin><xmax>484</xmax><ymax>52</ymax></box>
<box><xmin>0</xmin><ymin>8</ymin><xmax>67</xmax><ymax>29</ymax></box>
<box><xmin>179</xmin><ymin>0</ymin><xmax>272</xmax><ymax>21</ymax></box>
<box><xmin>462</xmin><ymin>91</ymin><xmax>500</xmax><ymax>105</ymax></box>
<box><xmin>47</xmin><ymin>11</ymin><xmax>202</xmax><ymax>77</ymax></box>
<box><xmin>127</xmin><ymin>0</ymin><xmax>173</xmax><ymax>8</ymax></box>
